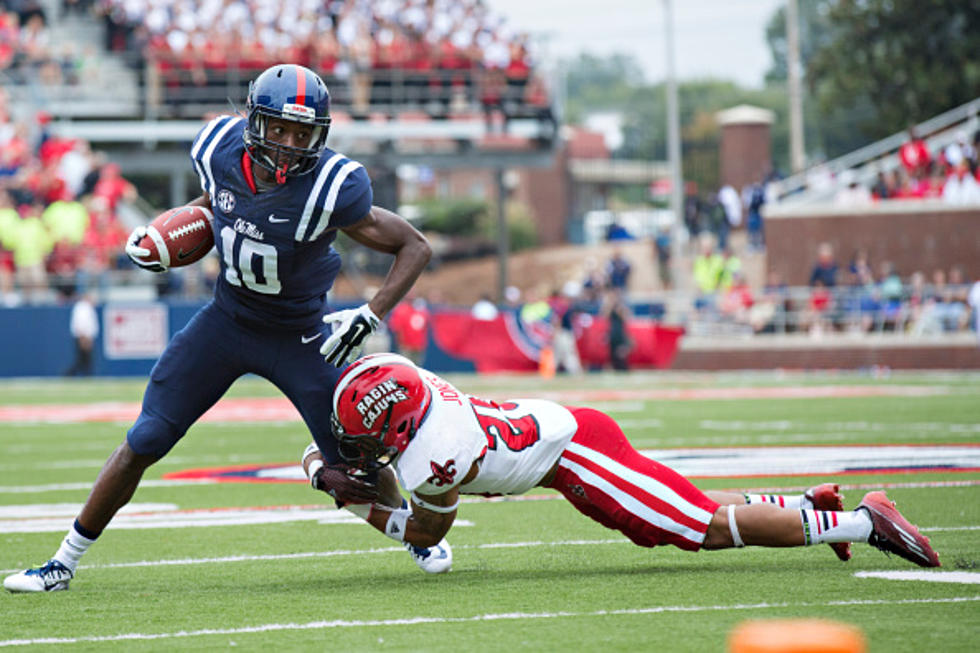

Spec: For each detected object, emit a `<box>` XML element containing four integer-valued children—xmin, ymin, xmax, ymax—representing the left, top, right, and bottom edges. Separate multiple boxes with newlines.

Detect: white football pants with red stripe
<box><xmin>547</xmin><ymin>407</ymin><xmax>720</xmax><ymax>551</ymax></box>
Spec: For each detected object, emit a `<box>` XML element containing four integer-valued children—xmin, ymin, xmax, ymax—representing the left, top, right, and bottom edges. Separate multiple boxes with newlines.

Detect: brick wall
<box><xmin>764</xmin><ymin>202</ymin><xmax>980</xmax><ymax>285</ymax></box>
<box><xmin>516</xmin><ymin>147</ymin><xmax>569</xmax><ymax>246</ymax></box>
<box><xmin>720</xmin><ymin>122</ymin><xmax>772</xmax><ymax>191</ymax></box>
<box><xmin>672</xmin><ymin>341</ymin><xmax>980</xmax><ymax>370</ymax></box>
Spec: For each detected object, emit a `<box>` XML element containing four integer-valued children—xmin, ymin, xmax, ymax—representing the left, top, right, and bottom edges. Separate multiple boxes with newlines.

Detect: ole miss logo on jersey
<box><xmin>427</xmin><ymin>459</ymin><xmax>457</xmax><ymax>487</ymax></box>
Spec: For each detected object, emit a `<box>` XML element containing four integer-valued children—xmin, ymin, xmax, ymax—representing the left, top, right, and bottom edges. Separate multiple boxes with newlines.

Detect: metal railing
<box><xmin>683</xmin><ymin>282</ymin><xmax>975</xmax><ymax>338</ymax></box>
<box><xmin>143</xmin><ymin>61</ymin><xmax>548</xmax><ymax>119</ymax></box>
<box><xmin>3</xmin><ymin>52</ymin><xmax>553</xmax><ymax>122</ymax></box>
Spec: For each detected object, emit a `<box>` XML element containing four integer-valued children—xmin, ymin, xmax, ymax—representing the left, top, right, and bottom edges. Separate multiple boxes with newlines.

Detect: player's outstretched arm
<box><xmin>339</xmin><ymin>206</ymin><xmax>431</xmax><ymax>320</ymax></box>
<box><xmin>321</xmin><ymin>206</ymin><xmax>431</xmax><ymax>365</ymax></box>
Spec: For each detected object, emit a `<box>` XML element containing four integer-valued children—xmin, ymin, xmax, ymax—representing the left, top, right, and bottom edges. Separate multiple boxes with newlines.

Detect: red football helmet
<box><xmin>331</xmin><ymin>353</ymin><xmax>432</xmax><ymax>471</ymax></box>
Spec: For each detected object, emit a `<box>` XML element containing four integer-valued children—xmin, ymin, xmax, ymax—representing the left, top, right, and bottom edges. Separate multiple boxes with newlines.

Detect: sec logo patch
<box><xmin>216</xmin><ymin>189</ymin><xmax>236</xmax><ymax>213</ymax></box>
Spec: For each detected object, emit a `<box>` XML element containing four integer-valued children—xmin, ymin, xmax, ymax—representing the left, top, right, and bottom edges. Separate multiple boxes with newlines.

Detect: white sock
<box><xmin>744</xmin><ymin>493</ymin><xmax>805</xmax><ymax>509</ymax></box>
<box><xmin>800</xmin><ymin>509</ymin><xmax>872</xmax><ymax>545</ymax></box>
<box><xmin>53</xmin><ymin>524</ymin><xmax>96</xmax><ymax>572</ymax></box>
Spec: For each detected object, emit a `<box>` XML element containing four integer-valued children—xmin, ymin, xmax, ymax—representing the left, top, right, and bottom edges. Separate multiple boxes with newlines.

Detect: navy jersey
<box><xmin>190</xmin><ymin>115</ymin><xmax>373</xmax><ymax>330</ymax></box>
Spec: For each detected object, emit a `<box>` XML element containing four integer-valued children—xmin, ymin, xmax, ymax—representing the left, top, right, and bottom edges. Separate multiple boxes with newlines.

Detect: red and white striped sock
<box><xmin>800</xmin><ymin>509</ymin><xmax>872</xmax><ymax>545</ymax></box>
<box><xmin>744</xmin><ymin>493</ymin><xmax>805</xmax><ymax>509</ymax></box>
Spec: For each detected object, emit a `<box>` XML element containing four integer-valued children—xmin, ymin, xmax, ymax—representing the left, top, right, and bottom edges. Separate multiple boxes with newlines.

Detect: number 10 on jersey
<box><xmin>221</xmin><ymin>226</ymin><xmax>281</xmax><ymax>294</ymax></box>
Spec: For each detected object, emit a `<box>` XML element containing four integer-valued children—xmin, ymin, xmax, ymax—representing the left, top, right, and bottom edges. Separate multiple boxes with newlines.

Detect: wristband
<box><xmin>411</xmin><ymin>491</ymin><xmax>459</xmax><ymax>514</ymax></box>
<box><xmin>302</xmin><ymin>442</ymin><xmax>320</xmax><ymax>463</ymax></box>
<box><xmin>308</xmin><ymin>460</ymin><xmax>324</xmax><ymax>488</ymax></box>
<box><xmin>383</xmin><ymin>507</ymin><xmax>411</xmax><ymax>542</ymax></box>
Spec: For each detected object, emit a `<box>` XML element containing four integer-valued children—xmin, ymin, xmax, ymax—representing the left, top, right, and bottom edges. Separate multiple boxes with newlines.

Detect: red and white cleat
<box><xmin>858</xmin><ymin>491</ymin><xmax>941</xmax><ymax>568</ymax></box>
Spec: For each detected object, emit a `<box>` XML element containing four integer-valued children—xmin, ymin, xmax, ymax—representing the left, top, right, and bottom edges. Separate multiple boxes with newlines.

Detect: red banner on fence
<box><xmin>429</xmin><ymin>310</ymin><xmax>683</xmax><ymax>373</ymax></box>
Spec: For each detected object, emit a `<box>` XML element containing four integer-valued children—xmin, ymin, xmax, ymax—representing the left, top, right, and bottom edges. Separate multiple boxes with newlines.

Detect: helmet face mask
<box><xmin>331</xmin><ymin>354</ymin><xmax>432</xmax><ymax>472</ymax></box>
<box><xmin>244</xmin><ymin>64</ymin><xmax>331</xmax><ymax>182</ymax></box>
<box><xmin>333</xmin><ymin>409</ymin><xmax>414</xmax><ymax>472</ymax></box>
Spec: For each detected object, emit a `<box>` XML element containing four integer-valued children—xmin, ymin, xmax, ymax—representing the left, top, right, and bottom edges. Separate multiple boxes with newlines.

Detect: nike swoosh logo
<box><xmin>177</xmin><ymin>243</ymin><xmax>205</xmax><ymax>260</ymax></box>
<box><xmin>268</xmin><ymin>215</ymin><xmax>289</xmax><ymax>223</ymax></box>
<box><xmin>349</xmin><ymin>323</ymin><xmax>367</xmax><ymax>342</ymax></box>
<box><xmin>301</xmin><ymin>333</ymin><xmax>323</xmax><ymax>344</ymax></box>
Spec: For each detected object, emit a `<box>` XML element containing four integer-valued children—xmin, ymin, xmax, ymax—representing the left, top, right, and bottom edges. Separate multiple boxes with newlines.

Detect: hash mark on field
<box><xmin>0</xmin><ymin>597</ymin><xmax>976</xmax><ymax>647</ymax></box>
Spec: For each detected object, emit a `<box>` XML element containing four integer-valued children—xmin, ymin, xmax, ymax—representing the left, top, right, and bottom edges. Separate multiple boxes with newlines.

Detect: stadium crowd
<box><xmin>0</xmin><ymin>0</ymin><xmax>95</xmax><ymax>88</ymax></box>
<box><xmin>0</xmin><ymin>88</ymin><xmax>132</xmax><ymax>305</ymax></box>
<box><xmin>1</xmin><ymin>0</ymin><xmax>553</xmax><ymax>127</ymax></box>
<box><xmin>97</xmin><ymin>0</ymin><xmax>546</xmax><ymax>121</ymax></box>
<box><xmin>812</xmin><ymin>126</ymin><xmax>980</xmax><ymax>206</ymax></box>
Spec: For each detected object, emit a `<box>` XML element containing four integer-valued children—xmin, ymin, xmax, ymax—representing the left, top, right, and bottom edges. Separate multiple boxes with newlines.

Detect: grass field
<box><xmin>0</xmin><ymin>370</ymin><xmax>978</xmax><ymax>652</ymax></box>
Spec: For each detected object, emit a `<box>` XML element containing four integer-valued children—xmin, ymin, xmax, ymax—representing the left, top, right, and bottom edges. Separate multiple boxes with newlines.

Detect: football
<box><xmin>138</xmin><ymin>205</ymin><xmax>215</xmax><ymax>268</ymax></box>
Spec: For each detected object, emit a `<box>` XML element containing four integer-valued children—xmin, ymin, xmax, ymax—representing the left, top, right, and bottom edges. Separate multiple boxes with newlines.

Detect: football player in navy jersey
<box><xmin>4</xmin><ymin>64</ymin><xmax>450</xmax><ymax>594</ymax></box>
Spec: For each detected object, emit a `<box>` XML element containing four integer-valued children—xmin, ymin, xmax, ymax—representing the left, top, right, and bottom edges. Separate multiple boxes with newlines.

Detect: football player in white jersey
<box><xmin>302</xmin><ymin>353</ymin><xmax>940</xmax><ymax>569</ymax></box>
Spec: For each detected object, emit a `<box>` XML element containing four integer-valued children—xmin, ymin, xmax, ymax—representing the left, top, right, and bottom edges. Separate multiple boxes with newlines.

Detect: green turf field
<box><xmin>1</xmin><ymin>371</ymin><xmax>978</xmax><ymax>652</ymax></box>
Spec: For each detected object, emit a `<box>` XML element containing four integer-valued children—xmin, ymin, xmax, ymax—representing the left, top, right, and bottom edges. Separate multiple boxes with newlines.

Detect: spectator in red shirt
<box><xmin>807</xmin><ymin>278</ymin><xmax>834</xmax><ymax>336</ymax></box>
<box><xmin>91</xmin><ymin>163</ymin><xmax>137</xmax><ymax>212</ymax></box>
<box><xmin>82</xmin><ymin>206</ymin><xmax>126</xmax><ymax>271</ymax></box>
<box><xmin>720</xmin><ymin>270</ymin><xmax>754</xmax><ymax>329</ymax></box>
<box><xmin>388</xmin><ymin>294</ymin><xmax>430</xmax><ymax>366</ymax></box>
<box><xmin>898</xmin><ymin>126</ymin><xmax>931</xmax><ymax>180</ymax></box>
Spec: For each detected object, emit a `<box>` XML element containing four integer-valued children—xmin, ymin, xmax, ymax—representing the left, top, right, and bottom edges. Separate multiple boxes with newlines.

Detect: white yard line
<box><xmin>0</xmin><ymin>454</ymin><xmax>274</xmax><ymax>472</ymax></box>
<box><xmin>0</xmin><ymin>503</ymin><xmax>475</xmax><ymax>534</ymax></box>
<box><xmin>0</xmin><ymin>479</ymin><xmax>214</xmax><ymax>493</ymax></box>
<box><xmin>854</xmin><ymin>571</ymin><xmax>980</xmax><ymax>584</ymax></box>
<box><xmin>0</xmin><ymin>539</ymin><xmax>627</xmax><ymax>576</ymax></box>
<box><xmin>0</xmin><ymin>597</ymin><xmax>976</xmax><ymax>647</ymax></box>
<box><xmin>2</xmin><ymin>530</ymin><xmax>976</xmax><ymax>577</ymax></box>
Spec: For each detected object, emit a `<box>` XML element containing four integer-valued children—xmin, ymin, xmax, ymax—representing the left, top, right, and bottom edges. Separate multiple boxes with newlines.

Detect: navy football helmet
<box><xmin>244</xmin><ymin>64</ymin><xmax>331</xmax><ymax>181</ymax></box>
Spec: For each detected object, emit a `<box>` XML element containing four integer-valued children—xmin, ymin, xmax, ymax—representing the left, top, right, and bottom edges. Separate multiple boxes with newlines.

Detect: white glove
<box><xmin>320</xmin><ymin>303</ymin><xmax>381</xmax><ymax>366</ymax></box>
<box><xmin>125</xmin><ymin>225</ymin><xmax>166</xmax><ymax>273</ymax></box>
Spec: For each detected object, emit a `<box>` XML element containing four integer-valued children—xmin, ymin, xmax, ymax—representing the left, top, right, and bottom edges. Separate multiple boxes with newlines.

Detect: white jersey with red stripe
<box><xmin>394</xmin><ymin>369</ymin><xmax>577</xmax><ymax>497</ymax></box>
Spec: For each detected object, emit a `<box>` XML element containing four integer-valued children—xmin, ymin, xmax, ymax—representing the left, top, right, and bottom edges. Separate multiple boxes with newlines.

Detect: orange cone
<box><xmin>539</xmin><ymin>346</ymin><xmax>555</xmax><ymax>378</ymax></box>
<box><xmin>729</xmin><ymin>619</ymin><xmax>867</xmax><ymax>653</ymax></box>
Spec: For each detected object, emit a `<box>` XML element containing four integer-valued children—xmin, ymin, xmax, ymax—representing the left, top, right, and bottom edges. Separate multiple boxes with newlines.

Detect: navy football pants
<box><xmin>127</xmin><ymin>301</ymin><xmax>343</xmax><ymax>461</ymax></box>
